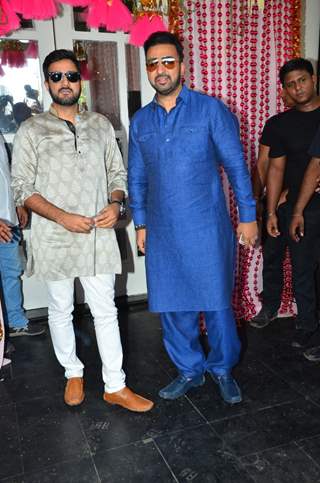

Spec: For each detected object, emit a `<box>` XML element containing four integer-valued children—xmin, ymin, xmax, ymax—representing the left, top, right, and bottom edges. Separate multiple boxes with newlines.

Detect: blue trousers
<box><xmin>0</xmin><ymin>227</ymin><xmax>28</xmax><ymax>329</ymax></box>
<box><xmin>160</xmin><ymin>308</ymin><xmax>240</xmax><ymax>378</ymax></box>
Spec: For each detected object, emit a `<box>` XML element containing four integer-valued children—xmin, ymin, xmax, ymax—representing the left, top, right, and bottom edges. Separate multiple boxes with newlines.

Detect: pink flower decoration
<box><xmin>10</xmin><ymin>0</ymin><xmax>58</xmax><ymax>20</ymax></box>
<box><xmin>129</xmin><ymin>15</ymin><xmax>168</xmax><ymax>47</ymax></box>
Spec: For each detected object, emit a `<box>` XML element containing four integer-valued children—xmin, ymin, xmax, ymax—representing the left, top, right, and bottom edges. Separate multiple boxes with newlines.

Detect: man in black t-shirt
<box><xmin>266</xmin><ymin>58</ymin><xmax>320</xmax><ymax>349</ymax></box>
<box><xmin>250</xmin><ymin>93</ymin><xmax>293</xmax><ymax>329</ymax></box>
<box><xmin>289</xmin><ymin>126</ymin><xmax>320</xmax><ymax>359</ymax></box>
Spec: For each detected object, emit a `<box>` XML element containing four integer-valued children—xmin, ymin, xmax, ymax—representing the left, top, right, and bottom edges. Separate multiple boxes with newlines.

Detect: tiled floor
<box><xmin>1</xmin><ymin>306</ymin><xmax>320</xmax><ymax>482</ymax></box>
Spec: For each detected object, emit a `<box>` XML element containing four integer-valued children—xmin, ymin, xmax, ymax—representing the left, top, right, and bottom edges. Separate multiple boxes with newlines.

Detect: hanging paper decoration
<box><xmin>129</xmin><ymin>1</ymin><xmax>168</xmax><ymax>47</ymax></box>
<box><xmin>10</xmin><ymin>0</ymin><xmax>58</xmax><ymax>20</ymax></box>
<box><xmin>74</xmin><ymin>40</ymin><xmax>91</xmax><ymax>80</ymax></box>
<box><xmin>0</xmin><ymin>0</ymin><xmax>20</xmax><ymax>35</ymax></box>
<box><xmin>0</xmin><ymin>40</ymin><xmax>26</xmax><ymax>68</ymax></box>
<box><xmin>168</xmin><ymin>0</ymin><xmax>184</xmax><ymax>36</ymax></box>
<box><xmin>59</xmin><ymin>0</ymin><xmax>91</xmax><ymax>6</ymax></box>
<box><xmin>25</xmin><ymin>40</ymin><xmax>38</xmax><ymax>58</ymax></box>
<box><xmin>129</xmin><ymin>13</ymin><xmax>167</xmax><ymax>46</ymax></box>
<box><xmin>86</xmin><ymin>0</ymin><xmax>132</xmax><ymax>32</ymax></box>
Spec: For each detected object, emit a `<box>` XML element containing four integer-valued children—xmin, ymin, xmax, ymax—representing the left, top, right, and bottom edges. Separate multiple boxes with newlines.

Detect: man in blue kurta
<box><xmin>128</xmin><ymin>32</ymin><xmax>257</xmax><ymax>404</ymax></box>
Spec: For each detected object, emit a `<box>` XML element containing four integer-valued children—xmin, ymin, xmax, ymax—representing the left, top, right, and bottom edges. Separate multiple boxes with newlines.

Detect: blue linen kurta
<box><xmin>128</xmin><ymin>86</ymin><xmax>256</xmax><ymax>312</ymax></box>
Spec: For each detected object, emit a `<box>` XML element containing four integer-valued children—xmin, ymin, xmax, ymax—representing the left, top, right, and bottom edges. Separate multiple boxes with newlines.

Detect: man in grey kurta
<box><xmin>129</xmin><ymin>32</ymin><xmax>257</xmax><ymax>404</ymax></box>
<box><xmin>11</xmin><ymin>49</ymin><xmax>153</xmax><ymax>412</ymax></box>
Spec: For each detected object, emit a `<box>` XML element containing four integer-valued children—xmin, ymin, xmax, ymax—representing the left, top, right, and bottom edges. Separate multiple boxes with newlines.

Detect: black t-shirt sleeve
<box><xmin>269</xmin><ymin>125</ymin><xmax>286</xmax><ymax>157</ymax></box>
<box><xmin>309</xmin><ymin>125</ymin><xmax>320</xmax><ymax>157</ymax></box>
<box><xmin>260</xmin><ymin>118</ymin><xmax>274</xmax><ymax>146</ymax></box>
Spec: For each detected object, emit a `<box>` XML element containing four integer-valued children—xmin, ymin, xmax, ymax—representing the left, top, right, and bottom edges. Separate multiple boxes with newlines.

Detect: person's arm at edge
<box><xmin>128</xmin><ymin>117</ymin><xmax>148</xmax><ymax>254</ymax></box>
<box><xmin>289</xmin><ymin>156</ymin><xmax>320</xmax><ymax>241</ymax></box>
<box><xmin>210</xmin><ymin>101</ymin><xmax>257</xmax><ymax>246</ymax></box>
<box><xmin>266</xmin><ymin>155</ymin><xmax>286</xmax><ymax>237</ymax></box>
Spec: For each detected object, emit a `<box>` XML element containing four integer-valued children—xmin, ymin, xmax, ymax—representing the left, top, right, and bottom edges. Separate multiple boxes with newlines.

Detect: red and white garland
<box><xmin>181</xmin><ymin>0</ymin><xmax>301</xmax><ymax>320</ymax></box>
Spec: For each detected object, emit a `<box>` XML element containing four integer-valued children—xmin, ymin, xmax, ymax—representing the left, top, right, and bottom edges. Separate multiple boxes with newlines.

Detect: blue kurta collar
<box><xmin>151</xmin><ymin>84</ymin><xmax>189</xmax><ymax>110</ymax></box>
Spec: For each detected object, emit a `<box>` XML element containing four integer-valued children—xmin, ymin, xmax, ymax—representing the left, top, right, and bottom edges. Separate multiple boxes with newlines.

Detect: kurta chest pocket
<box><xmin>179</xmin><ymin>126</ymin><xmax>210</xmax><ymax>159</ymax></box>
<box><xmin>138</xmin><ymin>132</ymin><xmax>157</xmax><ymax>161</ymax></box>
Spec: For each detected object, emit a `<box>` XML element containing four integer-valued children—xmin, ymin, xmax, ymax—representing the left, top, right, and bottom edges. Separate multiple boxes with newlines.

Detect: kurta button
<box><xmin>166</xmin><ymin>138</ymin><xmax>170</xmax><ymax>142</ymax></box>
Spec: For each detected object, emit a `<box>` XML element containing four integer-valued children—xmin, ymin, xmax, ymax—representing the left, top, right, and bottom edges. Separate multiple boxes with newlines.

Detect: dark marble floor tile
<box><xmin>154</xmin><ymin>424</ymin><xmax>254</xmax><ymax>482</ymax></box>
<box><xmin>94</xmin><ymin>439</ymin><xmax>176</xmax><ymax>482</ymax></box>
<box><xmin>78</xmin><ymin>389</ymin><xmax>204</xmax><ymax>454</ymax></box>
<box><xmin>243</xmin><ymin>318</ymin><xmax>296</xmax><ymax>359</ymax></box>
<box><xmin>261</xmin><ymin>350</ymin><xmax>320</xmax><ymax>404</ymax></box>
<box><xmin>185</xmin><ymin>359</ymin><xmax>300</xmax><ymax>423</ymax></box>
<box><xmin>0</xmin><ymin>456</ymin><xmax>98</xmax><ymax>483</ymax></box>
<box><xmin>9</xmin><ymin>332</ymin><xmax>62</xmax><ymax>380</ymax></box>
<box><xmin>211</xmin><ymin>398</ymin><xmax>320</xmax><ymax>457</ymax></box>
<box><xmin>0</xmin><ymin>404</ymin><xmax>23</xmax><ymax>480</ymax></box>
<box><xmin>16</xmin><ymin>397</ymin><xmax>90</xmax><ymax>473</ymax></box>
<box><xmin>241</xmin><ymin>442</ymin><xmax>320</xmax><ymax>483</ymax></box>
<box><xmin>296</xmin><ymin>434</ymin><xmax>320</xmax><ymax>468</ymax></box>
<box><xmin>0</xmin><ymin>373</ymin><xmax>64</xmax><ymax>406</ymax></box>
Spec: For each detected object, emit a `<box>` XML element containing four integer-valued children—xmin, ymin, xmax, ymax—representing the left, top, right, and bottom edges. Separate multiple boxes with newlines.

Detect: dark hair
<box><xmin>42</xmin><ymin>49</ymin><xmax>80</xmax><ymax>81</ymax></box>
<box><xmin>279</xmin><ymin>58</ymin><xmax>314</xmax><ymax>86</ymax></box>
<box><xmin>13</xmin><ymin>102</ymin><xmax>32</xmax><ymax>126</ymax></box>
<box><xmin>144</xmin><ymin>31</ymin><xmax>184</xmax><ymax>62</ymax></box>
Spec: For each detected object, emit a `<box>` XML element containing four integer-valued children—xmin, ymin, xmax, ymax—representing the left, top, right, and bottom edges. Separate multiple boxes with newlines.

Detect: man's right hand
<box><xmin>136</xmin><ymin>228</ymin><xmax>146</xmax><ymax>254</ymax></box>
<box><xmin>266</xmin><ymin>213</ymin><xmax>280</xmax><ymax>237</ymax></box>
<box><xmin>0</xmin><ymin>220</ymin><xmax>12</xmax><ymax>242</ymax></box>
<box><xmin>58</xmin><ymin>212</ymin><xmax>95</xmax><ymax>233</ymax></box>
<box><xmin>289</xmin><ymin>214</ymin><xmax>304</xmax><ymax>242</ymax></box>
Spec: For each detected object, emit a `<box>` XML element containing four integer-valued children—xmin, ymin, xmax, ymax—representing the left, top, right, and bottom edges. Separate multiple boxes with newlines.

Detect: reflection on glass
<box><xmin>0</xmin><ymin>40</ymin><xmax>43</xmax><ymax>134</ymax></box>
<box><xmin>73</xmin><ymin>7</ymin><xmax>90</xmax><ymax>32</ymax></box>
<box><xmin>125</xmin><ymin>44</ymin><xmax>141</xmax><ymax>118</ymax></box>
<box><xmin>73</xmin><ymin>40</ymin><xmax>121</xmax><ymax>130</ymax></box>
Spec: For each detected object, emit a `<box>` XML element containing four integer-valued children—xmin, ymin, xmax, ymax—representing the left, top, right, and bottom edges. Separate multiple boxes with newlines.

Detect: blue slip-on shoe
<box><xmin>210</xmin><ymin>373</ymin><xmax>242</xmax><ymax>404</ymax></box>
<box><xmin>159</xmin><ymin>374</ymin><xmax>205</xmax><ymax>400</ymax></box>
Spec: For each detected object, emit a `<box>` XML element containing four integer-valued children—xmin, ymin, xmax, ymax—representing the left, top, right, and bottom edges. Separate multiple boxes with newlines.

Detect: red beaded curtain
<box><xmin>177</xmin><ymin>0</ymin><xmax>302</xmax><ymax>320</ymax></box>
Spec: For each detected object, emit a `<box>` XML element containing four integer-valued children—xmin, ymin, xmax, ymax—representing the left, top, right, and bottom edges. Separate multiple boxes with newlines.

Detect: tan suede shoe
<box><xmin>64</xmin><ymin>377</ymin><xmax>85</xmax><ymax>406</ymax></box>
<box><xmin>103</xmin><ymin>387</ymin><xmax>154</xmax><ymax>412</ymax></box>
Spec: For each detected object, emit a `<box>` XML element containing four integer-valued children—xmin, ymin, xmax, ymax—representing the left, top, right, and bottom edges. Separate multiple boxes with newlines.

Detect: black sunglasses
<box><xmin>48</xmin><ymin>71</ymin><xmax>81</xmax><ymax>83</ymax></box>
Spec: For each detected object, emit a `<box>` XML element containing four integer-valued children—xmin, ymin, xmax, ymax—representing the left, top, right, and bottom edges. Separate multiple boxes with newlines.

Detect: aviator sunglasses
<box><xmin>48</xmin><ymin>71</ymin><xmax>81</xmax><ymax>83</ymax></box>
<box><xmin>146</xmin><ymin>56</ymin><xmax>178</xmax><ymax>73</ymax></box>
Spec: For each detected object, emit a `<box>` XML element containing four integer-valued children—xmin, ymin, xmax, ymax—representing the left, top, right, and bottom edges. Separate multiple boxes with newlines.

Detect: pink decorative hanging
<box><xmin>0</xmin><ymin>0</ymin><xmax>20</xmax><ymax>35</ymax></box>
<box><xmin>129</xmin><ymin>14</ymin><xmax>168</xmax><ymax>46</ymax></box>
<box><xmin>25</xmin><ymin>40</ymin><xmax>38</xmax><ymax>58</ymax></box>
<box><xmin>10</xmin><ymin>0</ymin><xmax>58</xmax><ymax>20</ymax></box>
<box><xmin>59</xmin><ymin>0</ymin><xmax>91</xmax><ymax>6</ymax></box>
<box><xmin>79</xmin><ymin>60</ymin><xmax>91</xmax><ymax>80</ymax></box>
<box><xmin>86</xmin><ymin>0</ymin><xmax>132</xmax><ymax>32</ymax></box>
<box><xmin>1</xmin><ymin>48</ymin><xmax>26</xmax><ymax>68</ymax></box>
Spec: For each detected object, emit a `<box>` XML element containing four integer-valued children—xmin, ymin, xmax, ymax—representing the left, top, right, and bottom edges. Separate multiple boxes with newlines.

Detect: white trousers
<box><xmin>46</xmin><ymin>274</ymin><xmax>126</xmax><ymax>393</ymax></box>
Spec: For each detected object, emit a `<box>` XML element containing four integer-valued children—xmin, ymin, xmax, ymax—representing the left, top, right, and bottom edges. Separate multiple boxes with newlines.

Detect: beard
<box><xmin>151</xmin><ymin>72</ymin><xmax>181</xmax><ymax>96</ymax></box>
<box><xmin>49</xmin><ymin>86</ymin><xmax>81</xmax><ymax>106</ymax></box>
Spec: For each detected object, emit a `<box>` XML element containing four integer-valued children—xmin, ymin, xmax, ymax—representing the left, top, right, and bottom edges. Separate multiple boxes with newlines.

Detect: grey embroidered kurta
<box><xmin>11</xmin><ymin>108</ymin><xmax>127</xmax><ymax>281</ymax></box>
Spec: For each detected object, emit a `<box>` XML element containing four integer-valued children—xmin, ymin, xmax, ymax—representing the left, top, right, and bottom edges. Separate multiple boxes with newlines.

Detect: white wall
<box><xmin>304</xmin><ymin>0</ymin><xmax>320</xmax><ymax>62</ymax></box>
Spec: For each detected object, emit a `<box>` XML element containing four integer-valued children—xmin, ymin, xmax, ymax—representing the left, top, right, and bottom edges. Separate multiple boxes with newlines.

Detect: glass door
<box><xmin>1</xmin><ymin>6</ymin><xmax>151</xmax><ymax>309</ymax></box>
<box><xmin>0</xmin><ymin>19</ymin><xmax>55</xmax><ymax>310</ymax></box>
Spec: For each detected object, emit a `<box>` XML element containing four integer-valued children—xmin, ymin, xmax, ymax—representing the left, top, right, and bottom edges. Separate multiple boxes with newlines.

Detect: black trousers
<box><xmin>262</xmin><ymin>202</ymin><xmax>320</xmax><ymax>331</ymax></box>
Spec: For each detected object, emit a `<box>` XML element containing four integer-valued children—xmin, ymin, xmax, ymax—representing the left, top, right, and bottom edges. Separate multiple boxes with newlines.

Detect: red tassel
<box><xmin>79</xmin><ymin>60</ymin><xmax>91</xmax><ymax>80</ymax></box>
<box><xmin>0</xmin><ymin>0</ymin><xmax>21</xmax><ymax>35</ymax></box>
<box><xmin>106</xmin><ymin>0</ymin><xmax>132</xmax><ymax>32</ymax></box>
<box><xmin>129</xmin><ymin>15</ymin><xmax>168</xmax><ymax>47</ymax></box>
<box><xmin>1</xmin><ymin>48</ymin><xmax>26</xmax><ymax>68</ymax></box>
<box><xmin>86</xmin><ymin>0</ymin><xmax>132</xmax><ymax>32</ymax></box>
<box><xmin>10</xmin><ymin>0</ymin><xmax>58</xmax><ymax>20</ymax></box>
<box><xmin>25</xmin><ymin>41</ymin><xmax>38</xmax><ymax>59</ymax></box>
